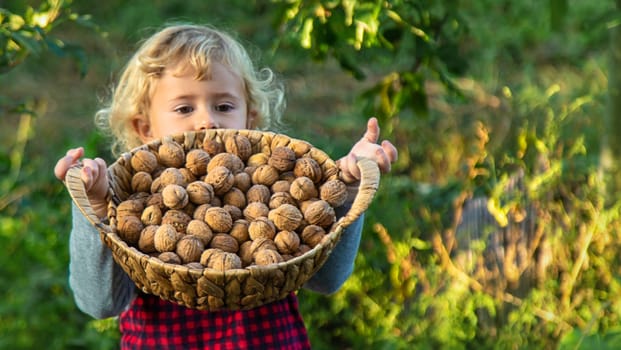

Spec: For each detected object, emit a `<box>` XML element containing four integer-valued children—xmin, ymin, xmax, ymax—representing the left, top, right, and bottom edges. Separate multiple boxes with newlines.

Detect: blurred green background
<box><xmin>2</xmin><ymin>0</ymin><xmax>621</xmax><ymax>349</ymax></box>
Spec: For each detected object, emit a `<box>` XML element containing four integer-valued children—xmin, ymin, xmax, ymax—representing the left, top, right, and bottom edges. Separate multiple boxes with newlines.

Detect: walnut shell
<box><xmin>116</xmin><ymin>199</ymin><xmax>145</xmax><ymax>218</ymax></box>
<box><xmin>138</xmin><ymin>225</ymin><xmax>159</xmax><ymax>253</ymax></box>
<box><xmin>274</xmin><ymin>230</ymin><xmax>301</xmax><ymax>254</ymax></box>
<box><xmin>146</xmin><ymin>192</ymin><xmax>165</xmax><ymax>210</ymax></box>
<box><xmin>158</xmin><ymin>167</ymin><xmax>186</xmax><ymax>188</ymax></box>
<box><xmin>154</xmin><ymin>224</ymin><xmax>182</xmax><ymax>252</ymax></box>
<box><xmin>204</xmin><ymin>165</ymin><xmax>234</xmax><ymax>196</ymax></box>
<box><xmin>248</xmin><ymin>216</ymin><xmax>277</xmax><ymax>240</ymax></box>
<box><xmin>141</xmin><ymin>204</ymin><xmax>163</xmax><ymax>226</ymax></box>
<box><xmin>222</xmin><ymin>187</ymin><xmax>246</xmax><ymax>208</ymax></box>
<box><xmin>224</xmin><ymin>134</ymin><xmax>252</xmax><ymax>161</ymax></box>
<box><xmin>246</xmin><ymin>184</ymin><xmax>271</xmax><ymax>204</ymax></box>
<box><xmin>204</xmin><ymin>207</ymin><xmax>233</xmax><ymax>233</ymax></box>
<box><xmin>179</xmin><ymin>168</ymin><xmax>197</xmax><ymax>185</ymax></box>
<box><xmin>162</xmin><ymin>184</ymin><xmax>189</xmax><ymax>210</ymax></box>
<box><xmin>293</xmin><ymin>157</ymin><xmax>322</xmax><ymax>183</ymax></box>
<box><xmin>131</xmin><ymin>171</ymin><xmax>153</xmax><ymax>193</ymax></box>
<box><xmin>186</xmin><ymin>181</ymin><xmax>214</xmax><ymax>205</ymax></box>
<box><xmin>246</xmin><ymin>153</ymin><xmax>269</xmax><ymax>167</ymax></box>
<box><xmin>233</xmin><ymin>172</ymin><xmax>252</xmax><ymax>192</ymax></box>
<box><xmin>209</xmin><ymin>251</ymin><xmax>242</xmax><ymax>271</ymax></box>
<box><xmin>251</xmin><ymin>164</ymin><xmax>280</xmax><ymax>186</ymax></box>
<box><xmin>131</xmin><ymin>149</ymin><xmax>158</xmax><ymax>173</ymax></box>
<box><xmin>185</xmin><ymin>149</ymin><xmax>210</xmax><ymax>176</ymax></box>
<box><xmin>268</xmin><ymin>192</ymin><xmax>296</xmax><ymax>210</ymax></box>
<box><xmin>223</xmin><ymin>204</ymin><xmax>243</xmax><ymax>222</ymax></box>
<box><xmin>289</xmin><ymin>176</ymin><xmax>318</xmax><ymax>201</ymax></box>
<box><xmin>158</xmin><ymin>251</ymin><xmax>182</xmax><ymax>264</ymax></box>
<box><xmin>176</xmin><ymin>235</ymin><xmax>205</xmax><ymax>264</ymax></box>
<box><xmin>268</xmin><ymin>204</ymin><xmax>303</xmax><ymax>231</ymax></box>
<box><xmin>249</xmin><ymin>237</ymin><xmax>277</xmax><ymax>255</ymax></box>
<box><xmin>209</xmin><ymin>233</ymin><xmax>239</xmax><ymax>253</ymax></box>
<box><xmin>268</xmin><ymin>146</ymin><xmax>296</xmax><ymax>172</ymax></box>
<box><xmin>192</xmin><ymin>203</ymin><xmax>211</xmax><ymax>220</ymax></box>
<box><xmin>158</xmin><ymin>140</ymin><xmax>185</xmax><ymax>168</ymax></box>
<box><xmin>300</xmin><ymin>225</ymin><xmax>326</xmax><ymax>248</ymax></box>
<box><xmin>117</xmin><ymin>215</ymin><xmax>144</xmax><ymax>245</ymax></box>
<box><xmin>200</xmin><ymin>248</ymin><xmax>224</xmax><ymax>266</ymax></box>
<box><xmin>243</xmin><ymin>202</ymin><xmax>269</xmax><ymax>221</ymax></box>
<box><xmin>303</xmin><ymin>200</ymin><xmax>336</xmax><ymax>228</ymax></box>
<box><xmin>319</xmin><ymin>179</ymin><xmax>348</xmax><ymax>207</ymax></box>
<box><xmin>229</xmin><ymin>219</ymin><xmax>250</xmax><ymax>243</ymax></box>
<box><xmin>161</xmin><ymin>209</ymin><xmax>192</xmax><ymax>234</ymax></box>
<box><xmin>271</xmin><ymin>180</ymin><xmax>291</xmax><ymax>194</ymax></box>
<box><xmin>202</xmin><ymin>137</ymin><xmax>224</xmax><ymax>156</ymax></box>
<box><xmin>254</xmin><ymin>249</ymin><xmax>284</xmax><ymax>266</ymax></box>
<box><xmin>238</xmin><ymin>241</ymin><xmax>254</xmax><ymax>267</ymax></box>
<box><xmin>186</xmin><ymin>219</ymin><xmax>213</xmax><ymax>245</ymax></box>
<box><xmin>207</xmin><ymin>153</ymin><xmax>244</xmax><ymax>174</ymax></box>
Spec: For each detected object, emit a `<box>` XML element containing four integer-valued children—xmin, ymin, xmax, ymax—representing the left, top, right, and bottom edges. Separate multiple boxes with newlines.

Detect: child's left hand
<box><xmin>337</xmin><ymin>117</ymin><xmax>398</xmax><ymax>183</ymax></box>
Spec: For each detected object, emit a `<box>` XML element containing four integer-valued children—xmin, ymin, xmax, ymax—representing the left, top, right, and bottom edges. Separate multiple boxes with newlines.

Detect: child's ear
<box><xmin>132</xmin><ymin>114</ymin><xmax>153</xmax><ymax>143</ymax></box>
<box><xmin>247</xmin><ymin>109</ymin><xmax>258</xmax><ymax>129</ymax></box>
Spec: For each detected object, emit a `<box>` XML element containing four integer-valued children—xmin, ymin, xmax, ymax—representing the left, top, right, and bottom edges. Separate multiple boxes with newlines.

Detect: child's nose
<box><xmin>195</xmin><ymin>115</ymin><xmax>218</xmax><ymax>130</ymax></box>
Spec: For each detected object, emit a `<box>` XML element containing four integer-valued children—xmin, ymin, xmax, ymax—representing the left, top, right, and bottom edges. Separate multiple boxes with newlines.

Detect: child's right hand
<box><xmin>54</xmin><ymin>147</ymin><xmax>110</xmax><ymax>219</ymax></box>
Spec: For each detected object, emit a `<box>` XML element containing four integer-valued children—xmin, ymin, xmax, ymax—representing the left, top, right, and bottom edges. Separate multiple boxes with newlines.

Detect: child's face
<box><xmin>133</xmin><ymin>61</ymin><xmax>255</xmax><ymax>143</ymax></box>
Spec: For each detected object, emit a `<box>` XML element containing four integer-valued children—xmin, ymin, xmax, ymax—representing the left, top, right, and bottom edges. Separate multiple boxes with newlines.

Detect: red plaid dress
<box><xmin>119</xmin><ymin>292</ymin><xmax>311</xmax><ymax>350</ymax></box>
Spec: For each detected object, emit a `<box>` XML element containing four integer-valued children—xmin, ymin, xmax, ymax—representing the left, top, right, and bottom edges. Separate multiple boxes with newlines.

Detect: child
<box><xmin>54</xmin><ymin>24</ymin><xmax>397</xmax><ymax>349</ymax></box>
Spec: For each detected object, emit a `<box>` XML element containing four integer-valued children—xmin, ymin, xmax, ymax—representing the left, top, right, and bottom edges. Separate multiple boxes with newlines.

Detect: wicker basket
<box><xmin>64</xmin><ymin>129</ymin><xmax>380</xmax><ymax>311</ymax></box>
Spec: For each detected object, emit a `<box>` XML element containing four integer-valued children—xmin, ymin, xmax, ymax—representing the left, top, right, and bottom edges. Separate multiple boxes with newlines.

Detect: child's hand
<box><xmin>54</xmin><ymin>147</ymin><xmax>110</xmax><ymax>218</ymax></box>
<box><xmin>337</xmin><ymin>117</ymin><xmax>398</xmax><ymax>183</ymax></box>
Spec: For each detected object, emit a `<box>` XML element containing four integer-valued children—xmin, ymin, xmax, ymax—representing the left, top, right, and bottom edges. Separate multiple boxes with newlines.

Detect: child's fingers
<box><xmin>362</xmin><ymin>117</ymin><xmax>380</xmax><ymax>144</ymax></box>
<box><xmin>339</xmin><ymin>153</ymin><xmax>361</xmax><ymax>183</ymax></box>
<box><xmin>80</xmin><ymin>158</ymin><xmax>104</xmax><ymax>192</ymax></box>
<box><xmin>54</xmin><ymin>147</ymin><xmax>84</xmax><ymax>180</ymax></box>
<box><xmin>381</xmin><ymin>140</ymin><xmax>398</xmax><ymax>163</ymax></box>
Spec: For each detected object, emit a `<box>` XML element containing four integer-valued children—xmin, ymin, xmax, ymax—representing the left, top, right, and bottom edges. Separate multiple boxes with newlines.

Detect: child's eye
<box><xmin>174</xmin><ymin>105</ymin><xmax>194</xmax><ymax>114</ymax></box>
<box><xmin>214</xmin><ymin>103</ymin><xmax>234</xmax><ymax>112</ymax></box>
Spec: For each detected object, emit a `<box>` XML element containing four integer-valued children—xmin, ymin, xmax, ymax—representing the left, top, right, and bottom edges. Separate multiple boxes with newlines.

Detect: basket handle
<box><xmin>338</xmin><ymin>157</ymin><xmax>381</xmax><ymax>228</ymax></box>
<box><xmin>64</xmin><ymin>165</ymin><xmax>110</xmax><ymax>230</ymax></box>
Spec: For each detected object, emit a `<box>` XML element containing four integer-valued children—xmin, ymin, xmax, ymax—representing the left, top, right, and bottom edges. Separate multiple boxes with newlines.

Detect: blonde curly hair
<box><xmin>95</xmin><ymin>23</ymin><xmax>286</xmax><ymax>156</ymax></box>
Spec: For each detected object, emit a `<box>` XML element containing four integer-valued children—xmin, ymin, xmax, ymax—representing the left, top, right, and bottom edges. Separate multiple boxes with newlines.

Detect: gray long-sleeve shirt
<box><xmin>69</xmin><ymin>204</ymin><xmax>364</xmax><ymax>319</ymax></box>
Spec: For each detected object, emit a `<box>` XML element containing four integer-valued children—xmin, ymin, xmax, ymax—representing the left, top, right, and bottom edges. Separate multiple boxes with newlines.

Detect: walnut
<box><xmin>251</xmin><ymin>164</ymin><xmax>279</xmax><ymax>186</ymax></box>
<box><xmin>186</xmin><ymin>181</ymin><xmax>214</xmax><ymax>205</ymax></box>
<box><xmin>254</xmin><ymin>249</ymin><xmax>284</xmax><ymax>266</ymax></box>
<box><xmin>223</xmin><ymin>204</ymin><xmax>243</xmax><ymax>221</ymax></box>
<box><xmin>116</xmin><ymin>199</ymin><xmax>145</xmax><ymax>218</ymax></box>
<box><xmin>204</xmin><ymin>165</ymin><xmax>234</xmax><ymax>196</ymax></box>
<box><xmin>279</xmin><ymin>171</ymin><xmax>296</xmax><ymax>183</ymax></box>
<box><xmin>131</xmin><ymin>149</ymin><xmax>158</xmax><ymax>173</ymax></box>
<box><xmin>209</xmin><ymin>233</ymin><xmax>239</xmax><ymax>253</ymax></box>
<box><xmin>179</xmin><ymin>168</ymin><xmax>197</xmax><ymax>185</ymax></box>
<box><xmin>141</xmin><ymin>204</ymin><xmax>163</xmax><ymax>225</ymax></box>
<box><xmin>248</xmin><ymin>217</ymin><xmax>276</xmax><ymax>240</ymax></box>
<box><xmin>176</xmin><ymin>235</ymin><xmax>205</xmax><ymax>264</ymax></box>
<box><xmin>193</xmin><ymin>203</ymin><xmax>211</xmax><ymax>220</ymax></box>
<box><xmin>158</xmin><ymin>251</ymin><xmax>182</xmax><ymax>264</ymax></box>
<box><xmin>246</xmin><ymin>153</ymin><xmax>269</xmax><ymax>167</ymax></box>
<box><xmin>298</xmin><ymin>198</ymin><xmax>319</xmax><ymax>215</ymax></box>
<box><xmin>246</xmin><ymin>184</ymin><xmax>271</xmax><ymax>204</ymax></box>
<box><xmin>268</xmin><ymin>192</ymin><xmax>296</xmax><ymax>210</ymax></box>
<box><xmin>268</xmin><ymin>146</ymin><xmax>296</xmax><ymax>172</ymax></box>
<box><xmin>289</xmin><ymin>176</ymin><xmax>318</xmax><ymax>201</ymax></box>
<box><xmin>300</xmin><ymin>225</ymin><xmax>326</xmax><ymax>248</ymax></box>
<box><xmin>199</xmin><ymin>248</ymin><xmax>224</xmax><ymax>266</ymax></box>
<box><xmin>161</xmin><ymin>209</ymin><xmax>192</xmax><ymax>234</ymax></box>
<box><xmin>117</xmin><ymin>215</ymin><xmax>143</xmax><ymax>245</ymax></box>
<box><xmin>295</xmin><ymin>244</ymin><xmax>312</xmax><ymax>256</ymax></box>
<box><xmin>303</xmin><ymin>200</ymin><xmax>336</xmax><ymax>228</ymax></box>
<box><xmin>154</xmin><ymin>224</ymin><xmax>182</xmax><ymax>252</ymax></box>
<box><xmin>158</xmin><ymin>167</ymin><xmax>186</xmax><ymax>188</ymax></box>
<box><xmin>289</xmin><ymin>140</ymin><xmax>312</xmax><ymax>158</ymax></box>
<box><xmin>233</xmin><ymin>172</ymin><xmax>252</xmax><ymax>192</ymax></box>
<box><xmin>146</xmin><ymin>192</ymin><xmax>165</xmax><ymax>210</ymax></box>
<box><xmin>224</xmin><ymin>134</ymin><xmax>252</xmax><ymax>161</ymax></box>
<box><xmin>271</xmin><ymin>180</ymin><xmax>291</xmax><ymax>194</ymax></box>
<box><xmin>249</xmin><ymin>237</ymin><xmax>277</xmax><ymax>256</ymax></box>
<box><xmin>204</xmin><ymin>207</ymin><xmax>233</xmax><ymax>233</ymax></box>
<box><xmin>186</xmin><ymin>219</ymin><xmax>213</xmax><ymax>246</ymax></box>
<box><xmin>222</xmin><ymin>187</ymin><xmax>246</xmax><ymax>208</ymax></box>
<box><xmin>138</xmin><ymin>225</ymin><xmax>158</xmax><ymax>253</ymax></box>
<box><xmin>185</xmin><ymin>149</ymin><xmax>210</xmax><ymax>176</ymax></box>
<box><xmin>210</xmin><ymin>196</ymin><xmax>222</xmax><ymax>207</ymax></box>
<box><xmin>209</xmin><ymin>251</ymin><xmax>242</xmax><ymax>271</ymax></box>
<box><xmin>158</xmin><ymin>140</ymin><xmax>185</xmax><ymax>168</ymax></box>
<box><xmin>185</xmin><ymin>262</ymin><xmax>204</xmax><ymax>270</ymax></box>
<box><xmin>162</xmin><ymin>184</ymin><xmax>189</xmax><ymax>210</ymax></box>
<box><xmin>131</xmin><ymin>171</ymin><xmax>153</xmax><ymax>193</ymax></box>
<box><xmin>207</xmin><ymin>152</ymin><xmax>244</xmax><ymax>174</ymax></box>
<box><xmin>320</xmin><ymin>179</ymin><xmax>348</xmax><ymax>207</ymax></box>
<box><xmin>274</xmin><ymin>230</ymin><xmax>300</xmax><ymax>254</ymax></box>
<box><xmin>243</xmin><ymin>202</ymin><xmax>269</xmax><ymax>221</ymax></box>
<box><xmin>150</xmin><ymin>177</ymin><xmax>163</xmax><ymax>193</ymax></box>
<box><xmin>202</xmin><ymin>137</ymin><xmax>224</xmax><ymax>156</ymax></box>
<box><xmin>268</xmin><ymin>204</ymin><xmax>303</xmax><ymax>231</ymax></box>
<box><xmin>229</xmin><ymin>219</ymin><xmax>250</xmax><ymax>243</ymax></box>
<box><xmin>293</xmin><ymin>157</ymin><xmax>322</xmax><ymax>183</ymax></box>
<box><xmin>238</xmin><ymin>241</ymin><xmax>254</xmax><ymax>267</ymax></box>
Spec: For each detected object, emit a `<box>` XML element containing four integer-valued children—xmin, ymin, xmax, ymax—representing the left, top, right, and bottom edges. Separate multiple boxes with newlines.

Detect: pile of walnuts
<box><xmin>111</xmin><ymin>134</ymin><xmax>349</xmax><ymax>271</ymax></box>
